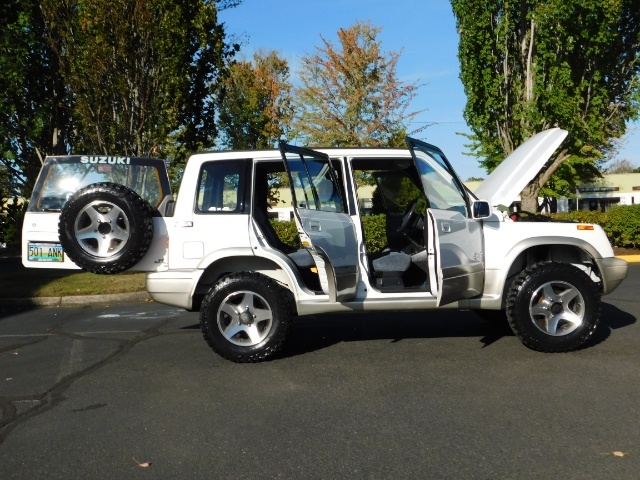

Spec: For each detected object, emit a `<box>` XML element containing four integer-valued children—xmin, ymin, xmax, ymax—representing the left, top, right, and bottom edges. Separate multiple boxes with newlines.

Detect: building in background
<box><xmin>466</xmin><ymin>173</ymin><xmax>640</xmax><ymax>213</ymax></box>
<box><xmin>565</xmin><ymin>173</ymin><xmax>640</xmax><ymax>212</ymax></box>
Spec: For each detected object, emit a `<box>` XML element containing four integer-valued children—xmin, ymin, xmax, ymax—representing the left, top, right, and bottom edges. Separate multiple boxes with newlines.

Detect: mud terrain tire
<box><xmin>506</xmin><ymin>261</ymin><xmax>601</xmax><ymax>352</ymax></box>
<box><xmin>58</xmin><ymin>182</ymin><xmax>154</xmax><ymax>274</ymax></box>
<box><xmin>201</xmin><ymin>272</ymin><xmax>294</xmax><ymax>363</ymax></box>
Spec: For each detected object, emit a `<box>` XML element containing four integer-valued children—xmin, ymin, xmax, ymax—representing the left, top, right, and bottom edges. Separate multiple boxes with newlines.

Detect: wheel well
<box><xmin>191</xmin><ymin>256</ymin><xmax>295</xmax><ymax>311</ymax></box>
<box><xmin>502</xmin><ymin>244</ymin><xmax>602</xmax><ymax>304</ymax></box>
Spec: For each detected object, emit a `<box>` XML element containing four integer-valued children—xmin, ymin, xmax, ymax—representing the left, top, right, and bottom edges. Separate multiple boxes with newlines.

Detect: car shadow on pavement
<box><xmin>278</xmin><ymin>310</ymin><xmax>515</xmax><ymax>359</ymax></box>
<box><xmin>587</xmin><ymin>301</ymin><xmax>637</xmax><ymax>347</ymax></box>
<box><xmin>275</xmin><ymin>302</ymin><xmax>636</xmax><ymax>360</ymax></box>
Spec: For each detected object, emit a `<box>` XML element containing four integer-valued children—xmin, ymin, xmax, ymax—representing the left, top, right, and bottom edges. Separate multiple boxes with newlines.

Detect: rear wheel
<box><xmin>201</xmin><ymin>272</ymin><xmax>294</xmax><ymax>363</ymax></box>
<box><xmin>506</xmin><ymin>261</ymin><xmax>601</xmax><ymax>352</ymax></box>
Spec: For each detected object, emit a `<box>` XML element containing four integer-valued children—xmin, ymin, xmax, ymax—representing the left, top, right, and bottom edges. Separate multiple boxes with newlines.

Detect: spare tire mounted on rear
<box><xmin>58</xmin><ymin>182</ymin><xmax>154</xmax><ymax>274</ymax></box>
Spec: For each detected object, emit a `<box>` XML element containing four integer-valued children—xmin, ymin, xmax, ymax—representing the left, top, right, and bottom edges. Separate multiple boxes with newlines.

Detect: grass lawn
<box><xmin>0</xmin><ymin>257</ymin><xmax>146</xmax><ymax>298</ymax></box>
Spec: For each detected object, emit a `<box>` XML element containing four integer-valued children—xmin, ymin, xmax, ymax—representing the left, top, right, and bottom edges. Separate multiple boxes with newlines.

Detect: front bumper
<box><xmin>596</xmin><ymin>257</ymin><xmax>628</xmax><ymax>294</ymax></box>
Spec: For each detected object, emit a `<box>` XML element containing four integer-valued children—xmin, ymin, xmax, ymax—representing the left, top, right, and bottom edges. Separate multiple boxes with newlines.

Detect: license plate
<box><xmin>28</xmin><ymin>243</ymin><xmax>65</xmax><ymax>262</ymax></box>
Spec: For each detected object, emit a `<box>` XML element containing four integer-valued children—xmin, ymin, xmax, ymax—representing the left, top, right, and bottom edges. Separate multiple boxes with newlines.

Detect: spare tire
<box><xmin>58</xmin><ymin>182</ymin><xmax>154</xmax><ymax>274</ymax></box>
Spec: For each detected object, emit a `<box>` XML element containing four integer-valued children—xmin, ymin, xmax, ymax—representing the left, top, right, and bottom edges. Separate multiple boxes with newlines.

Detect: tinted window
<box><xmin>196</xmin><ymin>160</ymin><xmax>247</xmax><ymax>213</ymax></box>
<box><xmin>29</xmin><ymin>157</ymin><xmax>169</xmax><ymax>212</ymax></box>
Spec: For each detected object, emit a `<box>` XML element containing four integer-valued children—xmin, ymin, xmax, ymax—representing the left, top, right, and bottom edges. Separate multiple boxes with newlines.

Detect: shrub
<box><xmin>552</xmin><ymin>209</ymin><xmax>609</xmax><ymax>225</ymax></box>
<box><xmin>552</xmin><ymin>205</ymin><xmax>640</xmax><ymax>248</ymax></box>
<box><xmin>605</xmin><ymin>205</ymin><xmax>640</xmax><ymax>248</ymax></box>
<box><xmin>269</xmin><ymin>219</ymin><xmax>299</xmax><ymax>248</ymax></box>
<box><xmin>0</xmin><ymin>198</ymin><xmax>27</xmax><ymax>254</ymax></box>
<box><xmin>361</xmin><ymin>214</ymin><xmax>387</xmax><ymax>253</ymax></box>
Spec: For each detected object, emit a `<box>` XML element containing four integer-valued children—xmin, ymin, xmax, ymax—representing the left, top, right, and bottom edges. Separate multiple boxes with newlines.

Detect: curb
<box><xmin>616</xmin><ymin>255</ymin><xmax>640</xmax><ymax>263</ymax></box>
<box><xmin>0</xmin><ymin>291</ymin><xmax>150</xmax><ymax>308</ymax></box>
<box><xmin>617</xmin><ymin>255</ymin><xmax>640</xmax><ymax>263</ymax></box>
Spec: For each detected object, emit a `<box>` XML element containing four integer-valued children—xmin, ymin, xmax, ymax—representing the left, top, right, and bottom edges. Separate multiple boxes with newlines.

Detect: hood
<box><xmin>474</xmin><ymin>128</ymin><xmax>568</xmax><ymax>207</ymax></box>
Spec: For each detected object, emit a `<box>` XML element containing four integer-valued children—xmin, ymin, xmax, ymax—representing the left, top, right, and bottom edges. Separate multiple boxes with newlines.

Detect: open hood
<box><xmin>474</xmin><ymin>128</ymin><xmax>568</xmax><ymax>207</ymax></box>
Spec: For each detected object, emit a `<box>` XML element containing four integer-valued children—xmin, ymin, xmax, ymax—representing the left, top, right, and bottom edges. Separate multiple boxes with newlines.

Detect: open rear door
<box><xmin>279</xmin><ymin>143</ymin><xmax>359</xmax><ymax>302</ymax></box>
<box><xmin>406</xmin><ymin>138</ymin><xmax>484</xmax><ymax>306</ymax></box>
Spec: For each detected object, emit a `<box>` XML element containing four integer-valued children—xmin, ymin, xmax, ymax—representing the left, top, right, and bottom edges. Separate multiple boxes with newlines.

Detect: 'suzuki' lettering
<box><xmin>80</xmin><ymin>156</ymin><xmax>131</xmax><ymax>165</ymax></box>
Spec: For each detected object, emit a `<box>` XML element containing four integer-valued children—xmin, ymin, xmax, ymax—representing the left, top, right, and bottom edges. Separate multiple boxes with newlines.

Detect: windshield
<box><xmin>28</xmin><ymin>156</ymin><xmax>171</xmax><ymax>212</ymax></box>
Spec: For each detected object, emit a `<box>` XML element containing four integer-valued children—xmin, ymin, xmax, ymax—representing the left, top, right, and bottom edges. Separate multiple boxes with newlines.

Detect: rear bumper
<box><xmin>145</xmin><ymin>270</ymin><xmax>203</xmax><ymax>310</ymax></box>
<box><xmin>596</xmin><ymin>257</ymin><xmax>628</xmax><ymax>294</ymax></box>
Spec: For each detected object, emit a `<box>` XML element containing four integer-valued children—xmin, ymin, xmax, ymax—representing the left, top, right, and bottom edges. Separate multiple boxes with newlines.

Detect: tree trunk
<box><xmin>519</xmin><ymin>149</ymin><xmax>571</xmax><ymax>212</ymax></box>
<box><xmin>520</xmin><ymin>183</ymin><xmax>541</xmax><ymax>212</ymax></box>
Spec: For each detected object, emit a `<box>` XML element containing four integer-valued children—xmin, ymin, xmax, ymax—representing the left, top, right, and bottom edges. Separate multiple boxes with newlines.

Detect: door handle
<box><xmin>308</xmin><ymin>221</ymin><xmax>321</xmax><ymax>231</ymax></box>
<box><xmin>441</xmin><ymin>222</ymin><xmax>451</xmax><ymax>233</ymax></box>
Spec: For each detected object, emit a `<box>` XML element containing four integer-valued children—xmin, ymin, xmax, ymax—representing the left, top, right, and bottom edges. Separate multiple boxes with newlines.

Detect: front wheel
<box><xmin>506</xmin><ymin>261</ymin><xmax>601</xmax><ymax>352</ymax></box>
<box><xmin>200</xmin><ymin>272</ymin><xmax>294</xmax><ymax>363</ymax></box>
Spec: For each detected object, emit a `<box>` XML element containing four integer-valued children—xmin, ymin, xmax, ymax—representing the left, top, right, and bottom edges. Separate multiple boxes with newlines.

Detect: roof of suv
<box><xmin>188</xmin><ymin>147</ymin><xmax>413</xmax><ymax>162</ymax></box>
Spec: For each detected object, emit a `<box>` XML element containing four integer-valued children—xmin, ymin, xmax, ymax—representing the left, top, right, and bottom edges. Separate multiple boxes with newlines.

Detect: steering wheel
<box><xmin>397</xmin><ymin>198</ymin><xmax>419</xmax><ymax>233</ymax></box>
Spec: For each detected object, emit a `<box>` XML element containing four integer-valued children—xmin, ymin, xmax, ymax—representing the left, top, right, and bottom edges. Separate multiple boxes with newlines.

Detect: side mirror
<box><xmin>473</xmin><ymin>200</ymin><xmax>491</xmax><ymax>219</ymax></box>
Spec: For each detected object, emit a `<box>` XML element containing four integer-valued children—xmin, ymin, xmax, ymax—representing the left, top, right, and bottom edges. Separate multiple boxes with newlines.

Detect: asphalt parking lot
<box><xmin>1</xmin><ymin>265</ymin><xmax>639</xmax><ymax>479</ymax></box>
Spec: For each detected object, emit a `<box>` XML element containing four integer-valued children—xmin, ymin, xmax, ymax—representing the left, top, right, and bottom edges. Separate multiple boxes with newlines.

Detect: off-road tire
<box><xmin>201</xmin><ymin>272</ymin><xmax>294</xmax><ymax>363</ymax></box>
<box><xmin>506</xmin><ymin>261</ymin><xmax>601</xmax><ymax>352</ymax></box>
<box><xmin>58</xmin><ymin>182</ymin><xmax>154</xmax><ymax>274</ymax></box>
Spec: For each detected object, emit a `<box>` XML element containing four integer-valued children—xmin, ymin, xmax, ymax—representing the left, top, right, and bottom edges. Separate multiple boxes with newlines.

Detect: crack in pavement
<box><xmin>0</xmin><ymin>336</ymin><xmax>49</xmax><ymax>355</ymax></box>
<box><xmin>0</xmin><ymin>318</ymin><xmax>172</xmax><ymax>447</ymax></box>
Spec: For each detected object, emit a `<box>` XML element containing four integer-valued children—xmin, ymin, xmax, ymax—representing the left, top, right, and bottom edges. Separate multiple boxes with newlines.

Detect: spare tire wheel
<box><xmin>58</xmin><ymin>182</ymin><xmax>154</xmax><ymax>274</ymax></box>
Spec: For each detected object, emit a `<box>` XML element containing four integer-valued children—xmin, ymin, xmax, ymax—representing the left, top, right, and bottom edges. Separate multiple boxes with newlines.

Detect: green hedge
<box><xmin>269</xmin><ymin>214</ymin><xmax>388</xmax><ymax>253</ymax></box>
<box><xmin>552</xmin><ymin>205</ymin><xmax>640</xmax><ymax>248</ymax></box>
<box><xmin>360</xmin><ymin>214</ymin><xmax>387</xmax><ymax>253</ymax></box>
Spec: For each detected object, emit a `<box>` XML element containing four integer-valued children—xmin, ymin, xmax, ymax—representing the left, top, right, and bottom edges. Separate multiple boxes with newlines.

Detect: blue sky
<box><xmin>219</xmin><ymin>0</ymin><xmax>640</xmax><ymax>181</ymax></box>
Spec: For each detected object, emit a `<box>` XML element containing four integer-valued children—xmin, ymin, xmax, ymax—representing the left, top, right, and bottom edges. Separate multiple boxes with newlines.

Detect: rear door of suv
<box><xmin>279</xmin><ymin>143</ymin><xmax>359</xmax><ymax>302</ymax></box>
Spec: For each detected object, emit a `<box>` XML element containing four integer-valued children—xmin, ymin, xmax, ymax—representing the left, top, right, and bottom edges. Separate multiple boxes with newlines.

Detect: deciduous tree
<box><xmin>218</xmin><ymin>51</ymin><xmax>294</xmax><ymax>149</ymax></box>
<box><xmin>294</xmin><ymin>21</ymin><xmax>422</xmax><ymax>147</ymax></box>
<box><xmin>0</xmin><ymin>0</ymin><xmax>73</xmax><ymax>198</ymax></box>
<box><xmin>452</xmin><ymin>0</ymin><xmax>640</xmax><ymax>212</ymax></box>
<box><xmin>605</xmin><ymin>159</ymin><xmax>639</xmax><ymax>174</ymax></box>
<box><xmin>41</xmin><ymin>0</ymin><xmax>239</xmax><ymax>169</ymax></box>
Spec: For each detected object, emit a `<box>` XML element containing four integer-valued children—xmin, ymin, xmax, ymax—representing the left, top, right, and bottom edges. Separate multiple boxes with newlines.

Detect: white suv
<box><xmin>22</xmin><ymin>129</ymin><xmax>628</xmax><ymax>362</ymax></box>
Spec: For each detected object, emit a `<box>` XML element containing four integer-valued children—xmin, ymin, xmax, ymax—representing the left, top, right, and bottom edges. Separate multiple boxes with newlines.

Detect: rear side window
<box><xmin>28</xmin><ymin>156</ymin><xmax>170</xmax><ymax>212</ymax></box>
<box><xmin>196</xmin><ymin>160</ymin><xmax>248</xmax><ymax>213</ymax></box>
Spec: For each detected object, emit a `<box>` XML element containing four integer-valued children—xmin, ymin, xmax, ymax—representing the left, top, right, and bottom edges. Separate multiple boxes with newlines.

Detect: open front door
<box><xmin>406</xmin><ymin>138</ymin><xmax>484</xmax><ymax>306</ymax></box>
<box><xmin>279</xmin><ymin>143</ymin><xmax>359</xmax><ymax>302</ymax></box>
